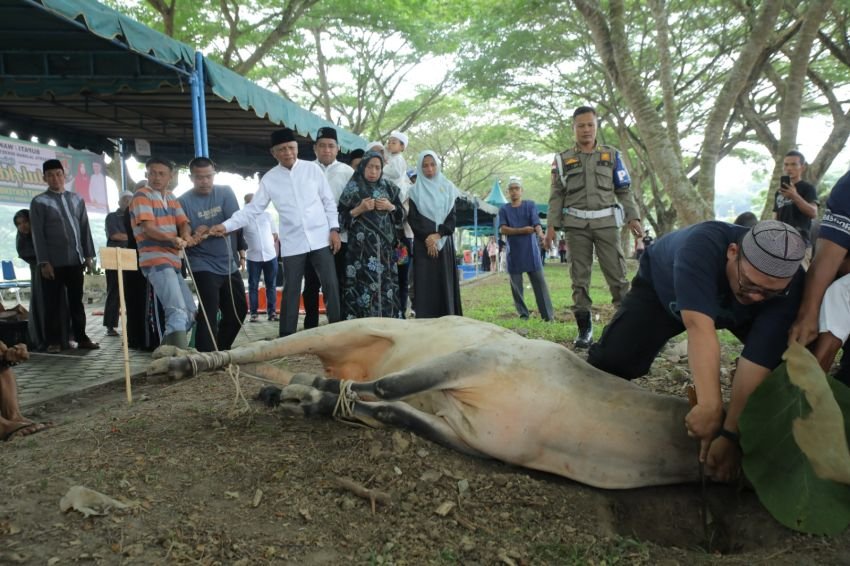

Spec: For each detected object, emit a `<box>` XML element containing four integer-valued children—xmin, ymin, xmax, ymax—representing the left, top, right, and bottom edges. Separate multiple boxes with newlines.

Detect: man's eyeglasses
<box><xmin>736</xmin><ymin>254</ymin><xmax>791</xmax><ymax>299</ymax></box>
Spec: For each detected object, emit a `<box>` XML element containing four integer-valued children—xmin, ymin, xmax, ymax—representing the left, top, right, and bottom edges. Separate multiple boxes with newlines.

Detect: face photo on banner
<box><xmin>0</xmin><ymin>134</ymin><xmax>109</xmax><ymax>213</ymax></box>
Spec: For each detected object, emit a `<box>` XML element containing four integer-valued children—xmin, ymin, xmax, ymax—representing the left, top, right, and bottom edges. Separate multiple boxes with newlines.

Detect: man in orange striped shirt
<box><xmin>129</xmin><ymin>157</ymin><xmax>197</xmax><ymax>349</ymax></box>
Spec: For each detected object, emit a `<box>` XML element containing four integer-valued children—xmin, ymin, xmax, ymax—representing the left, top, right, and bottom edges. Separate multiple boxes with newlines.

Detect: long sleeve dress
<box><xmin>338</xmin><ymin>181</ymin><xmax>406</xmax><ymax>319</ymax></box>
<box><xmin>407</xmin><ymin>200</ymin><xmax>463</xmax><ymax>318</ymax></box>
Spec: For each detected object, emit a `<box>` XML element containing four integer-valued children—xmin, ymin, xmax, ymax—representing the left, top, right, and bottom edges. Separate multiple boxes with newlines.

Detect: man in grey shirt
<box><xmin>30</xmin><ymin>159</ymin><xmax>99</xmax><ymax>354</ymax></box>
<box><xmin>178</xmin><ymin>157</ymin><xmax>247</xmax><ymax>351</ymax></box>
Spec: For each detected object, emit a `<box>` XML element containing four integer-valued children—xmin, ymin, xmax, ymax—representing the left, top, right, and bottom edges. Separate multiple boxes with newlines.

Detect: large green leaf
<box><xmin>740</xmin><ymin>343</ymin><xmax>850</xmax><ymax>535</ymax></box>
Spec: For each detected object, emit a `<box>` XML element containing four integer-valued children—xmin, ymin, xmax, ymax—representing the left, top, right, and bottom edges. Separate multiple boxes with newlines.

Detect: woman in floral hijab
<box><xmin>338</xmin><ymin>151</ymin><xmax>406</xmax><ymax>319</ymax></box>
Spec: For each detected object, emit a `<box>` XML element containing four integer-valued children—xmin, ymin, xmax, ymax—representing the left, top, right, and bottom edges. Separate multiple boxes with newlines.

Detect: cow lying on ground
<box><xmin>149</xmin><ymin>316</ymin><xmax>698</xmax><ymax>489</ymax></box>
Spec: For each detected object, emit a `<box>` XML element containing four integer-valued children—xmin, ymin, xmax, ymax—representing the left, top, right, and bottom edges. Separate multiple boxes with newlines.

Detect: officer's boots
<box><xmin>574</xmin><ymin>311</ymin><xmax>593</xmax><ymax>349</ymax></box>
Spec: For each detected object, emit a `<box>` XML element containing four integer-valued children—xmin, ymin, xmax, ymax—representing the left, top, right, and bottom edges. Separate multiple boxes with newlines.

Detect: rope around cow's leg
<box><xmin>333</xmin><ymin>380</ymin><xmax>358</xmax><ymax>420</ymax></box>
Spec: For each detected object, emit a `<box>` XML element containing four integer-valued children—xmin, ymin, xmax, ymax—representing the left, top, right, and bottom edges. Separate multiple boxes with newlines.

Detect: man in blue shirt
<box><xmin>178</xmin><ymin>157</ymin><xmax>247</xmax><ymax>352</ymax></box>
<box><xmin>498</xmin><ymin>177</ymin><xmax>554</xmax><ymax>321</ymax></box>
<box><xmin>588</xmin><ymin>220</ymin><xmax>805</xmax><ymax>482</ymax></box>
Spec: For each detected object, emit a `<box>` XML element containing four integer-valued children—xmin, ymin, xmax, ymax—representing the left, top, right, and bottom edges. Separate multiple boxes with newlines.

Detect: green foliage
<box><xmin>100</xmin><ymin>1</ymin><xmax>850</xmax><ymax>229</ymax></box>
<box><xmin>461</xmin><ymin>261</ymin><xmax>639</xmax><ymax>344</ymax></box>
<box><xmin>404</xmin><ymin>94</ymin><xmax>552</xmax><ymax>200</ymax></box>
<box><xmin>739</xmin><ymin>360</ymin><xmax>850</xmax><ymax>535</ymax></box>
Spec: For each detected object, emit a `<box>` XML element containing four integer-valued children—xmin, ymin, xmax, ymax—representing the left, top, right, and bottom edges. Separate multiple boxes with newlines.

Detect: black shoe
<box><xmin>574</xmin><ymin>311</ymin><xmax>593</xmax><ymax>349</ymax></box>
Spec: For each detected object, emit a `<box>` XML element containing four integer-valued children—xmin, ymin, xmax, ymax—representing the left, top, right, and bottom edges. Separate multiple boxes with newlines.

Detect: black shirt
<box><xmin>641</xmin><ymin>221</ymin><xmax>804</xmax><ymax>371</ymax></box>
<box><xmin>773</xmin><ymin>180</ymin><xmax>818</xmax><ymax>244</ymax></box>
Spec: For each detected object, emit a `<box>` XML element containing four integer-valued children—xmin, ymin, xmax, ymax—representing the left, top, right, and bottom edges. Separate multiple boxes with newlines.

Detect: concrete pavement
<box><xmin>15</xmin><ymin>302</ymin><xmax>282</xmax><ymax>409</ymax></box>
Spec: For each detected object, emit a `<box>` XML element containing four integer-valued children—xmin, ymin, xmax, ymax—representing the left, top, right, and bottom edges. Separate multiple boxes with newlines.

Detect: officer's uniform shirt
<box><xmin>547</xmin><ymin>144</ymin><xmax>640</xmax><ymax>230</ymax></box>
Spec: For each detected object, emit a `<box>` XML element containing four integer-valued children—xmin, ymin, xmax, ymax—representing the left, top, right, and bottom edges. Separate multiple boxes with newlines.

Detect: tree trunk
<box><xmin>648</xmin><ymin>0</ymin><xmax>681</xmax><ymax>164</ymax></box>
<box><xmin>698</xmin><ymin>1</ymin><xmax>782</xmax><ymax>219</ymax></box>
<box><xmin>574</xmin><ymin>0</ymin><xmax>709</xmax><ymax>224</ymax></box>
<box><xmin>758</xmin><ymin>0</ymin><xmax>834</xmax><ymax>219</ymax></box>
<box><xmin>312</xmin><ymin>28</ymin><xmax>333</xmax><ymax>121</ymax></box>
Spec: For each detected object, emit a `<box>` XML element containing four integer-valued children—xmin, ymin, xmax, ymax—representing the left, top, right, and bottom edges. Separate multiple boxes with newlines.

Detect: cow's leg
<box><xmin>239</xmin><ymin>363</ymin><xmax>293</xmax><ymax>385</ymax></box>
<box><xmin>287</xmin><ymin>348</ymin><xmax>480</xmax><ymax>400</ymax></box>
<box><xmin>279</xmin><ymin>384</ymin><xmax>487</xmax><ymax>458</ymax></box>
<box><xmin>147</xmin><ymin>319</ymin><xmax>400</xmax><ymax>379</ymax></box>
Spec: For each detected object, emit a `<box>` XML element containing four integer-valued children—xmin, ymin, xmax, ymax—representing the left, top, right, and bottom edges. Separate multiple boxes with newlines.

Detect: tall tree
<box><xmin>748</xmin><ymin>2</ymin><xmax>850</xmax><ymax>217</ymax></box>
<box><xmin>406</xmin><ymin>97</ymin><xmax>549</xmax><ymax>200</ymax></box>
<box><xmin>110</xmin><ymin>0</ymin><xmax>460</xmax><ymax>139</ymax></box>
<box><xmin>573</xmin><ymin>0</ymin><xmax>782</xmax><ymax>224</ymax></box>
<box><xmin>112</xmin><ymin>0</ymin><xmax>320</xmax><ymax>74</ymax></box>
<box><xmin>455</xmin><ymin>0</ymin><xmax>777</xmax><ymax>228</ymax></box>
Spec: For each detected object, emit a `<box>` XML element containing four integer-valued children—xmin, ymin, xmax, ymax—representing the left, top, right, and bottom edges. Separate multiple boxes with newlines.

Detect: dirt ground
<box><xmin>2</xmin><ymin>340</ymin><xmax>850</xmax><ymax>565</ymax></box>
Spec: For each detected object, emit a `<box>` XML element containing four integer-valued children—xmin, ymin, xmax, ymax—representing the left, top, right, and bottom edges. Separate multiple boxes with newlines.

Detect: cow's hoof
<box><xmin>278</xmin><ymin>384</ymin><xmax>336</xmax><ymax>417</ymax></box>
<box><xmin>279</xmin><ymin>384</ymin><xmax>321</xmax><ymax>405</ymax></box>
<box><xmin>256</xmin><ymin>386</ymin><xmax>282</xmax><ymax>407</ymax></box>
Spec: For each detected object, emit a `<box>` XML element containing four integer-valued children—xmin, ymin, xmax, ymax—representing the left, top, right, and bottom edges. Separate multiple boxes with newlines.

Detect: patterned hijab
<box><xmin>349</xmin><ymin>151</ymin><xmax>394</xmax><ymax>198</ymax></box>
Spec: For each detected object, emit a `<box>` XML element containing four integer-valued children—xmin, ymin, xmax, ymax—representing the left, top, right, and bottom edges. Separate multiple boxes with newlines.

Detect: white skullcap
<box><xmin>389</xmin><ymin>130</ymin><xmax>409</xmax><ymax>147</ymax></box>
<box><xmin>508</xmin><ymin>176</ymin><xmax>522</xmax><ymax>186</ymax></box>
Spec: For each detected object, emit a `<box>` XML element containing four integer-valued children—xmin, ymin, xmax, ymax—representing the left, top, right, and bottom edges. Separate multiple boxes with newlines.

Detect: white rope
<box><xmin>179</xmin><ymin>243</ymin><xmax>252</xmax><ymax>413</ymax></box>
<box><xmin>180</xmin><ymin>248</ymin><xmax>220</xmax><ymax>352</ymax></box>
<box><xmin>332</xmin><ymin>379</ymin><xmax>357</xmax><ymax>420</ymax></box>
<box><xmin>225</xmin><ymin>363</ymin><xmax>251</xmax><ymax>416</ymax></box>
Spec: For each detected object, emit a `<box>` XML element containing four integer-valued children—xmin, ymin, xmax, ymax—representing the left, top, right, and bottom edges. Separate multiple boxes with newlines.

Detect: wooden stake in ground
<box><xmin>99</xmin><ymin>247</ymin><xmax>138</xmax><ymax>404</ymax></box>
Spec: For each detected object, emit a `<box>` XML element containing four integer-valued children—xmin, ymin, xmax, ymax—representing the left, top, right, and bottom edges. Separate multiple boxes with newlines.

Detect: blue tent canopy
<box><xmin>484</xmin><ymin>179</ymin><xmax>508</xmax><ymax>206</ymax></box>
<box><xmin>0</xmin><ymin>0</ymin><xmax>367</xmax><ymax>175</ymax></box>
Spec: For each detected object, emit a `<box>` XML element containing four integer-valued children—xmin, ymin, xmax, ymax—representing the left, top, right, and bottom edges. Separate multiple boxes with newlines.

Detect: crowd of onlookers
<box><xmin>5</xmin><ymin>126</ymin><xmax>484</xmax><ymax>361</ymax></box>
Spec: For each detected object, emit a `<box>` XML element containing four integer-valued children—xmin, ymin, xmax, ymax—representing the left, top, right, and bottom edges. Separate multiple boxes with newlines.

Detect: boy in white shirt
<box><xmin>384</xmin><ymin>131</ymin><xmax>414</xmax><ymax>316</ymax></box>
<box><xmin>384</xmin><ymin>131</ymin><xmax>409</xmax><ymax>189</ymax></box>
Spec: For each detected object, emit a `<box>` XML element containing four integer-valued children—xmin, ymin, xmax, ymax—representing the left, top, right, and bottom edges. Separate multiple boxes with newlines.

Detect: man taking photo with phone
<box><xmin>773</xmin><ymin>150</ymin><xmax>819</xmax><ymax>268</ymax></box>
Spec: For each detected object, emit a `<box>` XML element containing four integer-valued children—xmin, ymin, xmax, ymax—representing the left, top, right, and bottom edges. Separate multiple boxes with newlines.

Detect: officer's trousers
<box><xmin>566</xmin><ymin>224</ymin><xmax>628</xmax><ymax>313</ymax></box>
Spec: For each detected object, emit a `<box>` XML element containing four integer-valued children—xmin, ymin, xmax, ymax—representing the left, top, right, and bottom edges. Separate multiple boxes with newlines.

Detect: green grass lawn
<box><xmin>461</xmin><ymin>259</ymin><xmax>739</xmax><ymax>349</ymax></box>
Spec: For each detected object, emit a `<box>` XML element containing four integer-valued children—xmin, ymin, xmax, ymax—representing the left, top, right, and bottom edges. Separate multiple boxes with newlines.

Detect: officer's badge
<box><xmin>564</xmin><ymin>157</ymin><xmax>580</xmax><ymax>171</ymax></box>
<box><xmin>600</xmin><ymin>152</ymin><xmax>611</xmax><ymax>162</ymax></box>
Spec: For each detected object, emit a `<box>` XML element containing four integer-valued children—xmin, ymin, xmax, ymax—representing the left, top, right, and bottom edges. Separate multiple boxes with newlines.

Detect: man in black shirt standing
<box><xmin>773</xmin><ymin>150</ymin><xmax>818</xmax><ymax>267</ymax></box>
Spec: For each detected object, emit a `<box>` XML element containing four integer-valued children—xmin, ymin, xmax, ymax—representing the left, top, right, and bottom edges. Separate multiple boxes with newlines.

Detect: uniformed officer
<box><xmin>544</xmin><ymin>105</ymin><xmax>643</xmax><ymax>348</ymax></box>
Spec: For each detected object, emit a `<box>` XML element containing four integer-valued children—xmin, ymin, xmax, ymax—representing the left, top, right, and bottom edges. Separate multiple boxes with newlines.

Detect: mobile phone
<box><xmin>780</xmin><ymin>175</ymin><xmax>791</xmax><ymax>188</ymax></box>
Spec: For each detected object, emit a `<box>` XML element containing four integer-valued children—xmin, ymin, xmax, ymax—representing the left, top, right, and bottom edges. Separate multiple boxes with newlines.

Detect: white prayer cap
<box><xmin>389</xmin><ymin>130</ymin><xmax>409</xmax><ymax>147</ymax></box>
